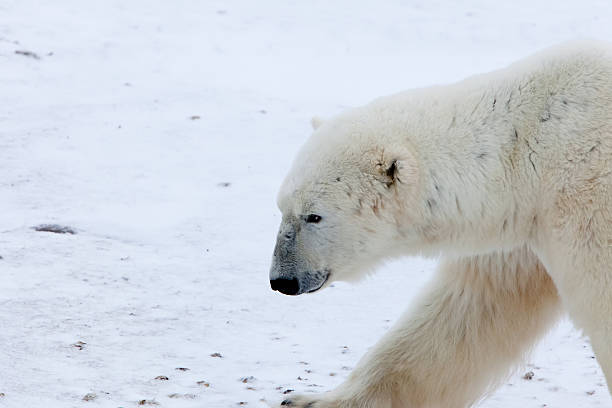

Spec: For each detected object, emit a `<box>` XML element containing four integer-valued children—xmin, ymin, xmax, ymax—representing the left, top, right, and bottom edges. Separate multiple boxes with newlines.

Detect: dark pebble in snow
<box><xmin>33</xmin><ymin>224</ymin><xmax>76</xmax><ymax>234</ymax></box>
<box><xmin>82</xmin><ymin>393</ymin><xmax>96</xmax><ymax>401</ymax></box>
<box><xmin>168</xmin><ymin>393</ymin><xmax>197</xmax><ymax>399</ymax></box>
<box><xmin>15</xmin><ymin>50</ymin><xmax>40</xmax><ymax>59</ymax></box>
<box><xmin>138</xmin><ymin>400</ymin><xmax>159</xmax><ymax>406</ymax></box>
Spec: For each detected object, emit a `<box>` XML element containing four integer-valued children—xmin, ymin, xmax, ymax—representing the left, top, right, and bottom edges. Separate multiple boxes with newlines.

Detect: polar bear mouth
<box><xmin>306</xmin><ymin>271</ymin><xmax>330</xmax><ymax>294</ymax></box>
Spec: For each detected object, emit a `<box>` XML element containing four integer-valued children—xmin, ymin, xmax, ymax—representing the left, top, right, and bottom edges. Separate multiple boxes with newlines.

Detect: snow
<box><xmin>1</xmin><ymin>0</ymin><xmax>611</xmax><ymax>407</ymax></box>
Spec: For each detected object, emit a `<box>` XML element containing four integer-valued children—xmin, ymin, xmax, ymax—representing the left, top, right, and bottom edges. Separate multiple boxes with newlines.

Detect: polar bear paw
<box><xmin>279</xmin><ymin>394</ymin><xmax>321</xmax><ymax>407</ymax></box>
<box><xmin>278</xmin><ymin>394</ymin><xmax>338</xmax><ymax>408</ymax></box>
<box><xmin>278</xmin><ymin>392</ymin><xmax>378</xmax><ymax>408</ymax></box>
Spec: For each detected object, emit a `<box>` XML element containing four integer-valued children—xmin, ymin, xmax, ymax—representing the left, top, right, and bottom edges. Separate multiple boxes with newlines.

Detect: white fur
<box><xmin>273</xmin><ymin>41</ymin><xmax>612</xmax><ymax>407</ymax></box>
<box><xmin>311</xmin><ymin>116</ymin><xmax>326</xmax><ymax>130</ymax></box>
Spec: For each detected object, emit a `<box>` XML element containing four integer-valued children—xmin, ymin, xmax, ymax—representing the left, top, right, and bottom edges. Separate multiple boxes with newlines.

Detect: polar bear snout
<box><xmin>269</xmin><ymin>270</ymin><xmax>330</xmax><ymax>295</ymax></box>
<box><xmin>270</xmin><ymin>224</ymin><xmax>331</xmax><ymax>295</ymax></box>
<box><xmin>270</xmin><ymin>277</ymin><xmax>300</xmax><ymax>295</ymax></box>
<box><xmin>271</xmin><ymin>209</ymin><xmax>335</xmax><ymax>294</ymax></box>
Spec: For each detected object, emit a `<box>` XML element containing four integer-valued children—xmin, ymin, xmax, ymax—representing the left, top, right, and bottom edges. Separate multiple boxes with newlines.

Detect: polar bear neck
<box><xmin>376</xmin><ymin>61</ymin><xmax>567</xmax><ymax>256</ymax></box>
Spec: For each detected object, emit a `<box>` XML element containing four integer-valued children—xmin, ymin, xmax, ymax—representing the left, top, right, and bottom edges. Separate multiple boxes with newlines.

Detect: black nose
<box><xmin>270</xmin><ymin>277</ymin><xmax>300</xmax><ymax>295</ymax></box>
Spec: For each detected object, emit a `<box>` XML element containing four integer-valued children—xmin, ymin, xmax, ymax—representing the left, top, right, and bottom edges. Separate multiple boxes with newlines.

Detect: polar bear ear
<box><xmin>381</xmin><ymin>159</ymin><xmax>401</xmax><ymax>188</ymax></box>
<box><xmin>310</xmin><ymin>116</ymin><xmax>325</xmax><ymax>130</ymax></box>
<box><xmin>376</xmin><ymin>151</ymin><xmax>418</xmax><ymax>189</ymax></box>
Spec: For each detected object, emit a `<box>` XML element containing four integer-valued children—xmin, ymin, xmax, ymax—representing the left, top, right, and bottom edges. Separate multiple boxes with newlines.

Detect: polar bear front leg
<box><xmin>279</xmin><ymin>247</ymin><xmax>561</xmax><ymax>408</ymax></box>
<box><xmin>542</xmin><ymin>240</ymin><xmax>612</xmax><ymax>396</ymax></box>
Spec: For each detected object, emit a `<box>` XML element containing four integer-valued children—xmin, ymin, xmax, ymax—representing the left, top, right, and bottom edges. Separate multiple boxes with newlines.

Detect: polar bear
<box><xmin>269</xmin><ymin>41</ymin><xmax>612</xmax><ymax>407</ymax></box>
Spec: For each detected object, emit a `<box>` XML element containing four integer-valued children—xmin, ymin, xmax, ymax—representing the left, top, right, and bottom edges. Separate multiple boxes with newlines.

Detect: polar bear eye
<box><xmin>306</xmin><ymin>214</ymin><xmax>322</xmax><ymax>223</ymax></box>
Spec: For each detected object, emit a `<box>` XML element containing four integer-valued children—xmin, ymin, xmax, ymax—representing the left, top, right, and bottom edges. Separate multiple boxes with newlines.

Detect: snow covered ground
<box><xmin>1</xmin><ymin>1</ymin><xmax>612</xmax><ymax>407</ymax></box>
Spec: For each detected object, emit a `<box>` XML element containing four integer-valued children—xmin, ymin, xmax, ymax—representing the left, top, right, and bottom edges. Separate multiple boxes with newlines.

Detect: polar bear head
<box><xmin>269</xmin><ymin>110</ymin><xmax>420</xmax><ymax>295</ymax></box>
